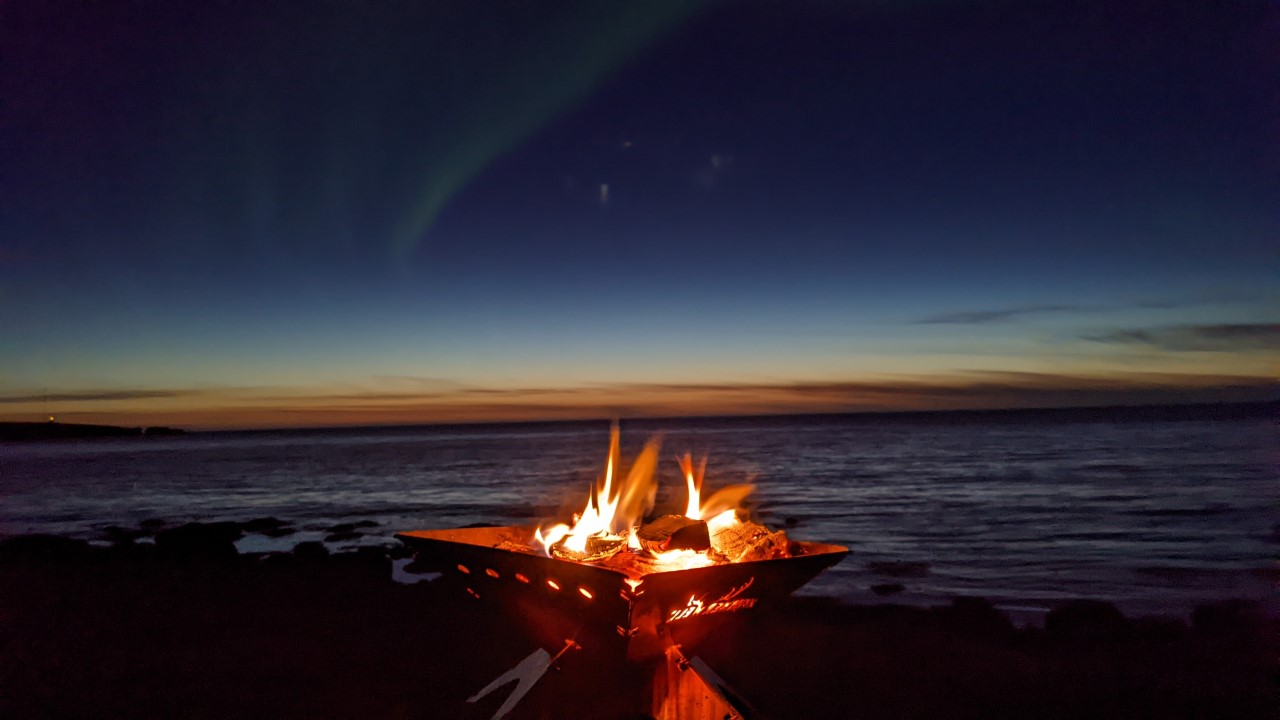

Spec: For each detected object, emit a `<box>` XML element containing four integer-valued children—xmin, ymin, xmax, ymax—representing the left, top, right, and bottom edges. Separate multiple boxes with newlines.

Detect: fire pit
<box><xmin>396</xmin><ymin>426</ymin><xmax>847</xmax><ymax>719</ymax></box>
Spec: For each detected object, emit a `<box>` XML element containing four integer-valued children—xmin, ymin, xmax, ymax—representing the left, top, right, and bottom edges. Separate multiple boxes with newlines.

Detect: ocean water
<box><xmin>2</xmin><ymin>411</ymin><xmax>1276</xmax><ymax>619</ymax></box>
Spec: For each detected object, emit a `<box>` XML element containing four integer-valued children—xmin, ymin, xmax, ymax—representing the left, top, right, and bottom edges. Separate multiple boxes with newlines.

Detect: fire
<box><xmin>678</xmin><ymin>452</ymin><xmax>755</xmax><ymax>525</ymax></box>
<box><xmin>533</xmin><ymin>424</ymin><xmax>784</xmax><ymax>574</ymax></box>
<box><xmin>679</xmin><ymin>453</ymin><xmax>706</xmax><ymax>519</ymax></box>
<box><xmin>706</xmin><ymin>509</ymin><xmax>738</xmax><ymax>535</ymax></box>
<box><xmin>647</xmin><ymin>548</ymin><xmax>715</xmax><ymax>571</ymax></box>
<box><xmin>535</xmin><ymin>423</ymin><xmax>660</xmax><ymax>558</ymax></box>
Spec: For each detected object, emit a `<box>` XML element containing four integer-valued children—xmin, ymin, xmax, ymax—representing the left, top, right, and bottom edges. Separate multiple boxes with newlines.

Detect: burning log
<box><xmin>526</xmin><ymin>425</ymin><xmax>797</xmax><ymax>577</ymax></box>
<box><xmin>636</xmin><ymin>515</ymin><xmax>711</xmax><ymax>553</ymax></box>
<box><xmin>709</xmin><ymin>518</ymin><xmax>791</xmax><ymax>563</ymax></box>
<box><xmin>549</xmin><ymin>534</ymin><xmax>626</xmax><ymax>563</ymax></box>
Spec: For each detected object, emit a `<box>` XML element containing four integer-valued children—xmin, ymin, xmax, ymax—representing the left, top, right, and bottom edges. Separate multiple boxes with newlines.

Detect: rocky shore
<box><xmin>0</xmin><ymin>524</ymin><xmax>1274</xmax><ymax>719</ymax></box>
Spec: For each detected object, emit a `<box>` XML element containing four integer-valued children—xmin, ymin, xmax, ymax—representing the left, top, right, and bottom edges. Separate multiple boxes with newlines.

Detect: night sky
<box><xmin>2</xmin><ymin>0</ymin><xmax>1276</xmax><ymax>428</ymax></box>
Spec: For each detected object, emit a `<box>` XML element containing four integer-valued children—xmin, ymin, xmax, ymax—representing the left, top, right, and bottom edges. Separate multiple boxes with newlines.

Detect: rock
<box><xmin>1045</xmin><ymin>600</ymin><xmax>1128</xmax><ymax>642</ymax></box>
<box><xmin>138</xmin><ymin>518</ymin><xmax>168</xmax><ymax>531</ymax></box>
<box><xmin>403</xmin><ymin>554</ymin><xmax>442</xmax><ymax>574</ymax></box>
<box><xmin>154</xmin><ymin>522</ymin><xmax>242</xmax><ymax>560</ymax></box>
<box><xmin>1130</xmin><ymin>616</ymin><xmax>1187</xmax><ymax>644</ymax></box>
<box><xmin>354</xmin><ymin>545</ymin><xmax>390</xmax><ymax>560</ymax></box>
<box><xmin>292</xmin><ymin>541</ymin><xmax>330</xmax><ymax>561</ymax></box>
<box><xmin>935</xmin><ymin>597</ymin><xmax>1015</xmax><ymax>641</ymax></box>
<box><xmin>261</xmin><ymin>526</ymin><xmax>296</xmax><ymax>538</ymax></box>
<box><xmin>0</xmin><ymin>535</ymin><xmax>93</xmax><ymax>564</ymax></box>
<box><xmin>101</xmin><ymin>526</ymin><xmax>147</xmax><ymax>545</ymax></box>
<box><xmin>239</xmin><ymin>517</ymin><xmax>290</xmax><ymax>533</ymax></box>
<box><xmin>1192</xmin><ymin>600</ymin><xmax>1265</xmax><ymax>640</ymax></box>
<box><xmin>104</xmin><ymin>541</ymin><xmax>159</xmax><ymax>564</ymax></box>
<box><xmin>871</xmin><ymin>583</ymin><xmax>905</xmax><ymax>596</ymax></box>
<box><xmin>330</xmin><ymin>549</ymin><xmax>391</xmax><ymax>578</ymax></box>
<box><xmin>325</xmin><ymin>531</ymin><xmax>362</xmax><ymax>543</ymax></box>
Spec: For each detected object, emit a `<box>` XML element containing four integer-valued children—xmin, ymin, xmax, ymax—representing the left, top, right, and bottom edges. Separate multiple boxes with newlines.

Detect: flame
<box><xmin>534</xmin><ymin>426</ymin><xmax>763</xmax><ymax>574</ymax></box>
<box><xmin>536</xmin><ymin>422</ymin><xmax>660</xmax><ymax>557</ymax></box>
<box><xmin>706</xmin><ymin>508</ymin><xmax>738</xmax><ymax>534</ymax></box>
<box><xmin>696</xmin><ymin>483</ymin><xmax>755</xmax><ymax>522</ymax></box>
<box><xmin>679</xmin><ymin>453</ymin><xmax>754</xmax><ymax>523</ymax></box>
<box><xmin>679</xmin><ymin>453</ymin><xmax>705</xmax><ymax>519</ymax></box>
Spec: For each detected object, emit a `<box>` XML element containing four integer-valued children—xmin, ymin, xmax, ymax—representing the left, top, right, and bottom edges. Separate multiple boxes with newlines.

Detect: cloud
<box><xmin>1083</xmin><ymin>323</ymin><xmax>1280</xmax><ymax>352</ymax></box>
<box><xmin>916</xmin><ymin>304</ymin><xmax>1087</xmax><ymax>324</ymax></box>
<box><xmin>915</xmin><ymin>293</ymin><xmax>1264</xmax><ymax>325</ymax></box>
<box><xmin>0</xmin><ymin>389</ymin><xmax>200</xmax><ymax>404</ymax></box>
<box><xmin>4</xmin><ymin>370</ymin><xmax>1273</xmax><ymax>429</ymax></box>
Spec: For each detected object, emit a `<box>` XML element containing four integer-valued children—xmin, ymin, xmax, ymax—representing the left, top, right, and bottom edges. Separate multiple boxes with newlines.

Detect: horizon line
<box><xmin>6</xmin><ymin>398</ymin><xmax>1273</xmax><ymax>435</ymax></box>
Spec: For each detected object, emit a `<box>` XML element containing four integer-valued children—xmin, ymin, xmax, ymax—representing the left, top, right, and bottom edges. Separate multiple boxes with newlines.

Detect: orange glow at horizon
<box><xmin>0</xmin><ymin>368</ymin><xmax>1272</xmax><ymax>430</ymax></box>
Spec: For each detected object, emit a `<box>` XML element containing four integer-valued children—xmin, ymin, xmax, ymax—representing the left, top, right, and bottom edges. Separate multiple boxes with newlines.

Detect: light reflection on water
<box><xmin>1</xmin><ymin>415</ymin><xmax>1275</xmax><ymax>617</ymax></box>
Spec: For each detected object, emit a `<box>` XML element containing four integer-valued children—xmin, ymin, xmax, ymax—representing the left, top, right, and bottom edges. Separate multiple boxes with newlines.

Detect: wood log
<box><xmin>710</xmin><ymin>520</ymin><xmax>790</xmax><ymax>562</ymax></box>
<box><xmin>740</xmin><ymin>529</ymin><xmax>790</xmax><ymax>562</ymax></box>
<box><xmin>549</xmin><ymin>534</ymin><xmax>625</xmax><ymax>563</ymax></box>
<box><xmin>637</xmin><ymin>515</ymin><xmax>711</xmax><ymax>553</ymax></box>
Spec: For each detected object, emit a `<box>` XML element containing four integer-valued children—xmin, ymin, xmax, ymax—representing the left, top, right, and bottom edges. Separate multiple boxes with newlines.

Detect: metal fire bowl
<box><xmin>396</xmin><ymin>526</ymin><xmax>848</xmax><ymax>660</ymax></box>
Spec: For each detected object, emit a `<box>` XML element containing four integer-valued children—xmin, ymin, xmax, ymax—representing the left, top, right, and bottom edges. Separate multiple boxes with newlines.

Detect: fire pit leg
<box><xmin>648</xmin><ymin>644</ymin><xmax>755</xmax><ymax>720</ymax></box>
<box><xmin>467</xmin><ymin>639</ymin><xmax>580</xmax><ymax>720</ymax></box>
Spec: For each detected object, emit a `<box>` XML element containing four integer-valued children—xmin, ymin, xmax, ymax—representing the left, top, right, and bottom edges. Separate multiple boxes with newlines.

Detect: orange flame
<box><xmin>536</xmin><ymin>422</ymin><xmax>660</xmax><ymax>556</ymax></box>
<box><xmin>679</xmin><ymin>453</ymin><xmax>706</xmax><ymax>519</ymax></box>
<box><xmin>535</xmin><ymin>426</ymin><xmax>759</xmax><ymax>572</ymax></box>
<box><xmin>679</xmin><ymin>452</ymin><xmax>754</xmax><ymax>523</ymax></box>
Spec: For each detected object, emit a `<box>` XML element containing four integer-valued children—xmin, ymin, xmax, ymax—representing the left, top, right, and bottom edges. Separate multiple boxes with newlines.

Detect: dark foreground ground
<box><xmin>1</xmin><ymin>528</ymin><xmax>1274</xmax><ymax>720</ymax></box>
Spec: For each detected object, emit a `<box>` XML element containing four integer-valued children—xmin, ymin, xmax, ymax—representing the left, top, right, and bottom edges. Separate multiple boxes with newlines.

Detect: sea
<box><xmin>2</xmin><ymin>406</ymin><xmax>1276</xmax><ymax>622</ymax></box>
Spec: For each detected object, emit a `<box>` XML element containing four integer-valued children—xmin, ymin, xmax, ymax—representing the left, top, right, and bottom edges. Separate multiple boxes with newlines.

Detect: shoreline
<box><xmin>4</xmin><ymin>517</ymin><xmax>1274</xmax><ymax>625</ymax></box>
<box><xmin>2</xmin><ymin>529</ymin><xmax>1274</xmax><ymax>718</ymax></box>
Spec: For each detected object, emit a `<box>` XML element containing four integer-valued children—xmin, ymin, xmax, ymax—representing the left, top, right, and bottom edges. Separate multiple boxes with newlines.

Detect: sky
<box><xmin>1</xmin><ymin>0</ymin><xmax>1276</xmax><ymax>429</ymax></box>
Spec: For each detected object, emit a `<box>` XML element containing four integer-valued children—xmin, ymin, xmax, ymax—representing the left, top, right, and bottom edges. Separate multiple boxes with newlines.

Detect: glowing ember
<box><xmin>532</xmin><ymin>424</ymin><xmax>791</xmax><ymax>576</ymax></box>
<box><xmin>647</xmin><ymin>548</ymin><xmax>716</xmax><ymax>571</ymax></box>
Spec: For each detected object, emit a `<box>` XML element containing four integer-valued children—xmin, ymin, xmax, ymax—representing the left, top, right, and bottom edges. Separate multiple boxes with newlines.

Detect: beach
<box><xmin>1</xmin><ymin>526</ymin><xmax>1273</xmax><ymax>719</ymax></box>
<box><xmin>4</xmin><ymin>408</ymin><xmax>1275</xmax><ymax>717</ymax></box>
